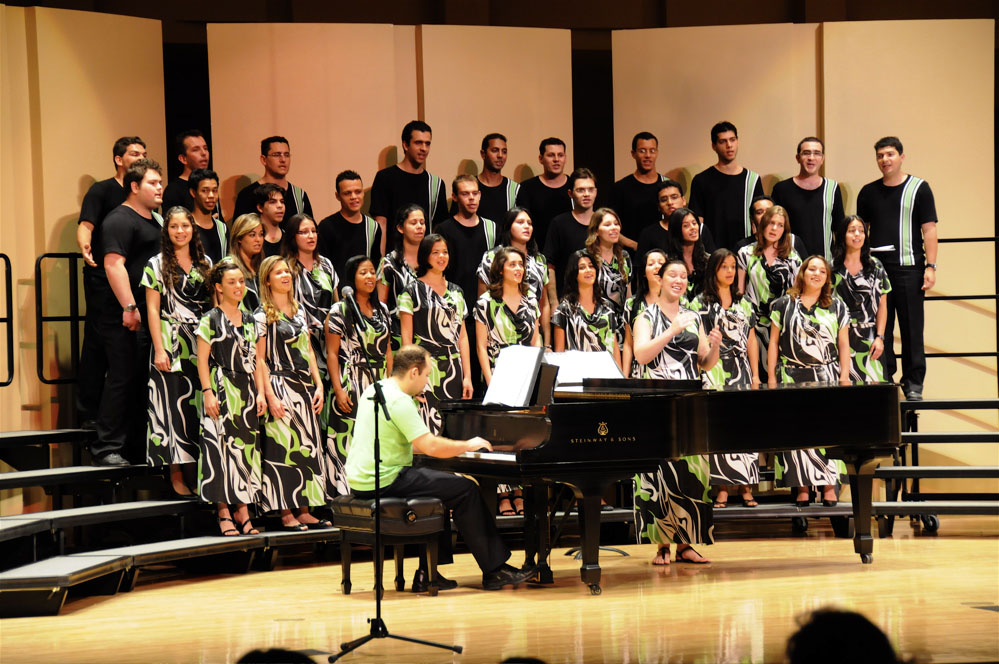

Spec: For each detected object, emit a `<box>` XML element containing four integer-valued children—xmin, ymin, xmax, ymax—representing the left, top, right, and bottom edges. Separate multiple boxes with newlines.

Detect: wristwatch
<box><xmin>925</xmin><ymin>263</ymin><xmax>937</xmax><ymax>270</ymax></box>
<box><xmin>123</xmin><ymin>303</ymin><xmax>138</xmax><ymax>312</ymax></box>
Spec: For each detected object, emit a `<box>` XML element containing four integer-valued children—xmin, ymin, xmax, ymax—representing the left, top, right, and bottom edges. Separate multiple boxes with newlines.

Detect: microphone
<box><xmin>341</xmin><ymin>286</ymin><xmax>365</xmax><ymax>327</ymax></box>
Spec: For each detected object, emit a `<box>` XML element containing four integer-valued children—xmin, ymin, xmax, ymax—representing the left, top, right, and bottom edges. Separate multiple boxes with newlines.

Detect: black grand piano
<box><xmin>423</xmin><ymin>375</ymin><xmax>901</xmax><ymax>595</ymax></box>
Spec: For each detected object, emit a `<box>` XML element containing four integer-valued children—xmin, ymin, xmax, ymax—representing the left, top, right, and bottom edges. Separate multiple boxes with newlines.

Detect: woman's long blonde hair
<box><xmin>257</xmin><ymin>255</ymin><xmax>299</xmax><ymax>324</ymax></box>
<box><xmin>229</xmin><ymin>213</ymin><xmax>263</xmax><ymax>278</ymax></box>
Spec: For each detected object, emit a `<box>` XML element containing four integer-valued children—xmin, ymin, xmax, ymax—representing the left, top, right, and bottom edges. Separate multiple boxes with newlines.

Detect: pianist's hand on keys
<box><xmin>465</xmin><ymin>436</ymin><xmax>493</xmax><ymax>453</ymax></box>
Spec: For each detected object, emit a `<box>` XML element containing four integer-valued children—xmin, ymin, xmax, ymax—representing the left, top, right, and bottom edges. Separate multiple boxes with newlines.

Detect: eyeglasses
<box><xmin>267</xmin><ymin>152</ymin><xmax>291</xmax><ymax>159</ymax></box>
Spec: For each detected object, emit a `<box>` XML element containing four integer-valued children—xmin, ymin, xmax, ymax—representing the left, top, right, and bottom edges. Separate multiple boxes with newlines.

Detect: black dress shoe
<box><xmin>94</xmin><ymin>452</ymin><xmax>129</xmax><ymax>467</ymax></box>
<box><xmin>482</xmin><ymin>563</ymin><xmax>537</xmax><ymax>591</ymax></box>
<box><xmin>904</xmin><ymin>390</ymin><xmax>923</xmax><ymax>401</ymax></box>
<box><xmin>411</xmin><ymin>569</ymin><xmax>458</xmax><ymax>593</ymax></box>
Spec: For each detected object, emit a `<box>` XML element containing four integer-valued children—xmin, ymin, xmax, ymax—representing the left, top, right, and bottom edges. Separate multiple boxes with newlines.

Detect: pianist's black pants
<box><xmin>353</xmin><ymin>466</ymin><xmax>510</xmax><ymax>574</ymax></box>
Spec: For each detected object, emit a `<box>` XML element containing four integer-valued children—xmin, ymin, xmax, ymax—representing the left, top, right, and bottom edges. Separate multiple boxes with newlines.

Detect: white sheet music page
<box><xmin>542</xmin><ymin>350</ymin><xmax>624</xmax><ymax>388</ymax></box>
<box><xmin>483</xmin><ymin>345</ymin><xmax>544</xmax><ymax>406</ymax></box>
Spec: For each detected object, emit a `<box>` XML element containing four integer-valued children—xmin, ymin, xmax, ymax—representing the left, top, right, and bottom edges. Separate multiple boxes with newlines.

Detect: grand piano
<box><xmin>423</xmin><ymin>374</ymin><xmax>901</xmax><ymax>595</ymax></box>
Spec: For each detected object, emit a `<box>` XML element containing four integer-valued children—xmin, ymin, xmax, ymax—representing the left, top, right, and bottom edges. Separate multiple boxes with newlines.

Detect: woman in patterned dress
<box><xmin>477</xmin><ymin>207</ymin><xmax>551</xmax><ymax>347</ymax></box>
<box><xmin>689</xmin><ymin>249</ymin><xmax>761</xmax><ymax>508</ymax></box>
<box><xmin>398</xmin><ymin>234</ymin><xmax>473</xmax><ymax>434</ymax></box>
<box><xmin>552</xmin><ymin>250</ymin><xmax>623</xmax><ymax>371</ymax></box>
<box><xmin>143</xmin><ymin>207</ymin><xmax>211</xmax><ymax>497</ymax></box>
<box><xmin>254</xmin><ymin>256</ymin><xmax>329</xmax><ymax>531</ymax></box>
<box><xmin>282</xmin><ymin>213</ymin><xmax>339</xmax><ymax>431</ymax></box>
<box><xmin>325</xmin><ymin>255</ymin><xmax>393</xmax><ymax>496</ymax></box>
<box><xmin>666</xmin><ymin>207</ymin><xmax>710</xmax><ymax>301</ymax></box>
<box><xmin>475</xmin><ymin>246</ymin><xmax>541</xmax><ymax>517</ymax></box>
<box><xmin>632</xmin><ymin>258</ymin><xmax>722</xmax><ymax>565</ymax></box>
<box><xmin>768</xmin><ymin>255</ymin><xmax>851</xmax><ymax>507</ymax></box>
<box><xmin>377</xmin><ymin>204</ymin><xmax>425</xmax><ymax>350</ymax></box>
<box><xmin>736</xmin><ymin>205</ymin><xmax>802</xmax><ymax>382</ymax></box>
<box><xmin>197</xmin><ymin>259</ymin><xmax>266</xmax><ymax>536</ymax></box>
<box><xmin>832</xmin><ymin>215</ymin><xmax>891</xmax><ymax>384</ymax></box>
<box><xmin>622</xmin><ymin>249</ymin><xmax>667</xmax><ymax>376</ymax></box>
<box><xmin>584</xmin><ymin>208</ymin><xmax>632</xmax><ymax>314</ymax></box>
<box><xmin>227</xmin><ymin>213</ymin><xmax>264</xmax><ymax>311</ymax></box>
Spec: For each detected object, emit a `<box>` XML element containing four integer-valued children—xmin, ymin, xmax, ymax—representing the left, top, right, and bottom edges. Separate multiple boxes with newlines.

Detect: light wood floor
<box><xmin>1</xmin><ymin>516</ymin><xmax>997</xmax><ymax>663</ymax></box>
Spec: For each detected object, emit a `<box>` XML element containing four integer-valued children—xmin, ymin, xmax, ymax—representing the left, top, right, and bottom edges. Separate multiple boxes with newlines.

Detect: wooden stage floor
<box><xmin>1</xmin><ymin>516</ymin><xmax>997</xmax><ymax>663</ymax></box>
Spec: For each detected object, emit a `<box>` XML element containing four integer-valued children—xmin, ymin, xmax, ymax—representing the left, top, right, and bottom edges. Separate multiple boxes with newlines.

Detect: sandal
<box><xmin>218</xmin><ymin>516</ymin><xmax>238</xmax><ymax>537</ymax></box>
<box><xmin>652</xmin><ymin>546</ymin><xmax>670</xmax><ymax>566</ymax></box>
<box><xmin>235</xmin><ymin>519</ymin><xmax>260</xmax><ymax>535</ymax></box>
<box><xmin>713</xmin><ymin>499</ymin><xmax>728</xmax><ymax>508</ymax></box>
<box><xmin>305</xmin><ymin>519</ymin><xmax>333</xmax><ymax>529</ymax></box>
<box><xmin>675</xmin><ymin>546</ymin><xmax>710</xmax><ymax>564</ymax></box>
<box><xmin>512</xmin><ymin>494</ymin><xmax>525</xmax><ymax>516</ymax></box>
<box><xmin>741</xmin><ymin>495</ymin><xmax>759</xmax><ymax>508</ymax></box>
<box><xmin>497</xmin><ymin>496</ymin><xmax>516</xmax><ymax>516</ymax></box>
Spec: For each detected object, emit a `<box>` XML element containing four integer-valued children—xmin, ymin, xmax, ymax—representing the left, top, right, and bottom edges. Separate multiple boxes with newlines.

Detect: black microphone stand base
<box><xmin>329</xmin><ymin>618</ymin><xmax>463</xmax><ymax>662</ymax></box>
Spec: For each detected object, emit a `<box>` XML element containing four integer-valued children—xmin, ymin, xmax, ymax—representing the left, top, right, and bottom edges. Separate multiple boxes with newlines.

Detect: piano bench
<box><xmin>330</xmin><ymin>495</ymin><xmax>446</xmax><ymax>597</ymax></box>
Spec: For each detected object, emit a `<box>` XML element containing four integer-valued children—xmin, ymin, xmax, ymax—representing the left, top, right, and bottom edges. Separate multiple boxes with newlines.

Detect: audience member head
<box><xmin>785</xmin><ymin>608</ymin><xmax>902</xmax><ymax>664</ymax></box>
<box><xmin>237</xmin><ymin>648</ymin><xmax>316</xmax><ymax>663</ymax></box>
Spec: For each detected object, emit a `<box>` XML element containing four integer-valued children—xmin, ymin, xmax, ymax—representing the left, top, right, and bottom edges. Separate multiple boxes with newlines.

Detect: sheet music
<box><xmin>483</xmin><ymin>345</ymin><xmax>544</xmax><ymax>407</ymax></box>
<box><xmin>871</xmin><ymin>244</ymin><xmax>896</xmax><ymax>253</ymax></box>
<box><xmin>542</xmin><ymin>350</ymin><xmax>624</xmax><ymax>386</ymax></box>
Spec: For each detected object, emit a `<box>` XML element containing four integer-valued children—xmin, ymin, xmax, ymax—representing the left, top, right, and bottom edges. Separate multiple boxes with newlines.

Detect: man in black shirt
<box><xmin>232</xmin><ymin>136</ymin><xmax>313</xmax><ymax>225</ymax></box>
<box><xmin>370</xmin><ymin>120</ymin><xmax>449</xmax><ymax>255</ymax></box>
<box><xmin>515</xmin><ymin>137</ymin><xmax>571</xmax><ymax>252</ymax></box>
<box><xmin>95</xmin><ymin>159</ymin><xmax>164</xmax><ymax>466</ymax></box>
<box><xmin>436</xmin><ymin>175</ymin><xmax>498</xmax><ymax>395</ymax></box>
<box><xmin>635</xmin><ymin>179</ymin><xmax>718</xmax><ymax>263</ymax></box>
<box><xmin>472</xmin><ymin>133</ymin><xmax>520</xmax><ymax>223</ymax></box>
<box><xmin>317</xmin><ymin>170</ymin><xmax>382</xmax><ymax>280</ymax></box>
<box><xmin>856</xmin><ymin>136</ymin><xmax>938</xmax><ymax>400</ymax></box>
<box><xmin>188</xmin><ymin>169</ymin><xmax>227</xmax><ymax>263</ymax></box>
<box><xmin>255</xmin><ymin>183</ymin><xmax>286</xmax><ymax>258</ymax></box>
<box><xmin>688</xmin><ymin>121</ymin><xmax>764</xmax><ymax>251</ymax></box>
<box><xmin>771</xmin><ymin>137</ymin><xmax>844</xmax><ymax>259</ymax></box>
<box><xmin>544</xmin><ymin>168</ymin><xmax>596</xmax><ymax>302</ymax></box>
<box><xmin>611</xmin><ymin>131</ymin><xmax>667</xmax><ymax>252</ymax></box>
<box><xmin>161</xmin><ymin>129</ymin><xmax>214</xmax><ymax>216</ymax></box>
<box><xmin>76</xmin><ymin>135</ymin><xmax>146</xmax><ymax>426</ymax></box>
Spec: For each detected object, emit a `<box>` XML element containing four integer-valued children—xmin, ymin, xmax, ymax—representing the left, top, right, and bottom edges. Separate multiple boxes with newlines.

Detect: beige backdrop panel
<box><xmin>419</xmin><ymin>24</ymin><xmax>574</xmax><ymax>190</ymax></box>
<box><xmin>611</xmin><ymin>23</ymin><xmax>819</xmax><ymax>193</ymax></box>
<box><xmin>0</xmin><ymin>6</ymin><xmax>165</xmax><ymax>435</ymax></box>
<box><xmin>207</xmin><ymin>23</ymin><xmax>411</xmax><ymax>222</ymax></box>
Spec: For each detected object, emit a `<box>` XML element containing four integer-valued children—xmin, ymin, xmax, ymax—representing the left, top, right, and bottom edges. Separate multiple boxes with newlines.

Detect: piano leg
<box><xmin>846</xmin><ymin>456</ymin><xmax>879</xmax><ymax>564</ymax></box>
<box><xmin>576</xmin><ymin>493</ymin><xmax>603</xmax><ymax>595</ymax></box>
<box><xmin>524</xmin><ymin>481</ymin><xmax>554</xmax><ymax>584</ymax></box>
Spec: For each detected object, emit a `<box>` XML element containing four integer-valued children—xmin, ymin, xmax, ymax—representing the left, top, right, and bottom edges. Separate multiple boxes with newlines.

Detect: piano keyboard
<box><xmin>458</xmin><ymin>451</ymin><xmax>517</xmax><ymax>463</ymax></box>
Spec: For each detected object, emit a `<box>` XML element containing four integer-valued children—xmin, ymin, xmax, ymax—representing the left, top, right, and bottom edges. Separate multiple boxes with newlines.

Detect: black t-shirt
<box><xmin>449</xmin><ymin>176</ymin><xmax>521</xmax><ymax>226</ymax></box>
<box><xmin>162</xmin><ymin>177</ymin><xmax>227</xmax><ymax>226</ymax></box>
<box><xmin>688</xmin><ymin>166</ymin><xmax>764</xmax><ymax>251</ymax></box>
<box><xmin>635</xmin><ymin>222</ymin><xmax>670</xmax><ymax>263</ymax></box>
<box><xmin>856</xmin><ymin>175</ymin><xmax>937</xmax><ymax>268</ymax></box>
<box><xmin>232</xmin><ymin>180</ymin><xmax>313</xmax><ymax>230</ymax></box>
<box><xmin>79</xmin><ymin>177</ymin><xmax>127</xmax><ymax>272</ymax></box>
<box><xmin>316</xmin><ymin>212</ymin><xmax>383</xmax><ymax>281</ymax></box>
<box><xmin>543</xmin><ymin>212</ymin><xmax>590</xmax><ymax>298</ymax></box>
<box><xmin>435</xmin><ymin>217</ymin><xmax>496</xmax><ymax>314</ymax></box>
<box><xmin>263</xmin><ymin>236</ymin><xmax>283</xmax><ymax>258</ymax></box>
<box><xmin>369</xmin><ymin>165</ymin><xmax>449</xmax><ymax>248</ymax></box>
<box><xmin>515</xmin><ymin>176</ymin><xmax>571</xmax><ymax>253</ymax></box>
<box><xmin>771</xmin><ymin>178</ymin><xmax>844</xmax><ymax>259</ymax></box>
<box><xmin>195</xmin><ymin>218</ymin><xmax>228</xmax><ymax>264</ymax></box>
<box><xmin>101</xmin><ymin>205</ymin><xmax>162</xmax><ymax>313</ymax></box>
<box><xmin>610</xmin><ymin>174</ymin><xmax>665</xmax><ymax>243</ymax></box>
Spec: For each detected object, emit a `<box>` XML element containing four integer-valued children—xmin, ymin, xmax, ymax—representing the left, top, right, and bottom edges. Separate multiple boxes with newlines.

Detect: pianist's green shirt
<box><xmin>344</xmin><ymin>378</ymin><xmax>430</xmax><ymax>492</ymax></box>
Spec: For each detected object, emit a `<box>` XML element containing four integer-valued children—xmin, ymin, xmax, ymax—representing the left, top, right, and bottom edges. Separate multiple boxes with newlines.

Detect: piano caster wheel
<box><xmin>861</xmin><ymin>553</ymin><xmax>873</xmax><ymax>564</ymax></box>
<box><xmin>588</xmin><ymin>584</ymin><xmax>602</xmax><ymax>596</ymax></box>
<box><xmin>920</xmin><ymin>515</ymin><xmax>940</xmax><ymax>533</ymax></box>
<box><xmin>791</xmin><ymin>516</ymin><xmax>809</xmax><ymax>533</ymax></box>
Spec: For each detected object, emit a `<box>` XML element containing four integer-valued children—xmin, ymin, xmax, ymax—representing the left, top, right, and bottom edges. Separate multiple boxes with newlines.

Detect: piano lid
<box><xmin>554</xmin><ymin>377</ymin><xmax>705</xmax><ymax>400</ymax></box>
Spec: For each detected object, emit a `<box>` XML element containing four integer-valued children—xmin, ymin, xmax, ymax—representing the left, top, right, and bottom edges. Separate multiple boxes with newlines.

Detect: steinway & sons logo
<box><xmin>569</xmin><ymin>421</ymin><xmax>637</xmax><ymax>444</ymax></box>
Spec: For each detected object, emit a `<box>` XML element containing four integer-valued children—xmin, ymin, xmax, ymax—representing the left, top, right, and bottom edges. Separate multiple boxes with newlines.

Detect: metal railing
<box><xmin>34</xmin><ymin>253</ymin><xmax>84</xmax><ymax>385</ymax></box>
<box><xmin>0</xmin><ymin>253</ymin><xmax>13</xmax><ymax>387</ymax></box>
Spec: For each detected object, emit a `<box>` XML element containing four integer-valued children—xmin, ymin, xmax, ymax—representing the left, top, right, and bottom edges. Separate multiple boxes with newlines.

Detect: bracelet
<box><xmin>202</xmin><ymin>387</ymin><xmax>213</xmax><ymax>393</ymax></box>
<box><xmin>925</xmin><ymin>263</ymin><xmax>937</xmax><ymax>270</ymax></box>
<box><xmin>875</xmin><ymin>334</ymin><xmax>884</xmax><ymax>340</ymax></box>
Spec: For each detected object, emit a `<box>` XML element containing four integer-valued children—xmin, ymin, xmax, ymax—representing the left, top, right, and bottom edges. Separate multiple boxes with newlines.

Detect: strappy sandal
<box><xmin>713</xmin><ymin>499</ymin><xmax>728</xmax><ymax>508</ymax></box>
<box><xmin>652</xmin><ymin>546</ymin><xmax>670</xmax><ymax>566</ymax></box>
<box><xmin>218</xmin><ymin>516</ymin><xmax>238</xmax><ymax>537</ymax></box>
<box><xmin>675</xmin><ymin>546</ymin><xmax>710</xmax><ymax>564</ymax></box>
<box><xmin>512</xmin><ymin>493</ymin><xmax>525</xmax><ymax>516</ymax></box>
<box><xmin>235</xmin><ymin>519</ymin><xmax>260</xmax><ymax>535</ymax></box>
<box><xmin>497</xmin><ymin>496</ymin><xmax>516</xmax><ymax>516</ymax></box>
<box><xmin>741</xmin><ymin>494</ymin><xmax>759</xmax><ymax>508</ymax></box>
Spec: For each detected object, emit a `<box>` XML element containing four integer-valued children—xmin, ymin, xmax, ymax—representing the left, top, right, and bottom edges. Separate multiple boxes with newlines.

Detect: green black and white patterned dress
<box><xmin>633</xmin><ymin>302</ymin><xmax>714</xmax><ymax>546</ymax></box>
<box><xmin>254</xmin><ymin>306</ymin><xmax>327</xmax><ymax>511</ymax></box>
<box><xmin>551</xmin><ymin>298</ymin><xmax>619</xmax><ymax>355</ymax></box>
<box><xmin>377</xmin><ymin>250</ymin><xmax>418</xmax><ymax>350</ymax></box>
<box><xmin>294</xmin><ymin>256</ymin><xmax>339</xmax><ymax>431</ymax></box>
<box><xmin>473</xmin><ymin>292</ymin><xmax>540</xmax><ymax>369</ymax></box>
<box><xmin>594</xmin><ymin>251</ymin><xmax>632</xmax><ymax>313</ymax></box>
<box><xmin>325</xmin><ymin>299</ymin><xmax>391</xmax><ymax>496</ymax></box>
<box><xmin>689</xmin><ymin>294</ymin><xmax>760</xmax><ymax>485</ymax></box>
<box><xmin>833</xmin><ymin>258</ymin><xmax>892</xmax><ymax>384</ymax></box>
<box><xmin>477</xmin><ymin>248</ymin><xmax>549</xmax><ymax>302</ymax></box>
<box><xmin>197</xmin><ymin>308</ymin><xmax>262</xmax><ymax>505</ymax></box>
<box><xmin>770</xmin><ymin>294</ymin><xmax>851</xmax><ymax>487</ymax></box>
<box><xmin>142</xmin><ymin>255</ymin><xmax>209</xmax><ymax>466</ymax></box>
<box><xmin>397</xmin><ymin>279</ymin><xmax>467</xmax><ymax>434</ymax></box>
<box><xmin>624</xmin><ymin>295</ymin><xmax>654</xmax><ymax>378</ymax></box>
<box><xmin>736</xmin><ymin>243</ymin><xmax>801</xmax><ymax>375</ymax></box>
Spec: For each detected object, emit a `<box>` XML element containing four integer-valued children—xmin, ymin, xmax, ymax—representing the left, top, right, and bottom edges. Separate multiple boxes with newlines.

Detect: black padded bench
<box><xmin>331</xmin><ymin>495</ymin><xmax>446</xmax><ymax>597</ymax></box>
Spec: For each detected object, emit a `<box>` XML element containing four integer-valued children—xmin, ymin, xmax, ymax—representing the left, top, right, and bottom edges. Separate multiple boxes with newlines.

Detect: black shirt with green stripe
<box><xmin>856</xmin><ymin>175</ymin><xmax>937</xmax><ymax>267</ymax></box>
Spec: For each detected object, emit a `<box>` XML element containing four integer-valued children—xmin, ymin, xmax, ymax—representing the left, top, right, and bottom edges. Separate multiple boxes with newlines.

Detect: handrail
<box><xmin>900</xmin><ymin>399</ymin><xmax>999</xmax><ymax>411</ymax></box>
<box><xmin>0</xmin><ymin>253</ymin><xmax>13</xmax><ymax>387</ymax></box>
<box><xmin>34</xmin><ymin>253</ymin><xmax>84</xmax><ymax>385</ymax></box>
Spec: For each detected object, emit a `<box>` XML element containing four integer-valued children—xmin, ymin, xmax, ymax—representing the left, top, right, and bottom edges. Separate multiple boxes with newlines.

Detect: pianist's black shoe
<box><xmin>94</xmin><ymin>452</ymin><xmax>129</xmax><ymax>467</ymax></box>
<box><xmin>411</xmin><ymin>569</ymin><xmax>458</xmax><ymax>593</ymax></box>
<box><xmin>482</xmin><ymin>563</ymin><xmax>536</xmax><ymax>591</ymax></box>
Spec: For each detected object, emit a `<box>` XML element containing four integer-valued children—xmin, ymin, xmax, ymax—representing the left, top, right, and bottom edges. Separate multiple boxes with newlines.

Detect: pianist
<box><xmin>344</xmin><ymin>344</ymin><xmax>537</xmax><ymax>591</ymax></box>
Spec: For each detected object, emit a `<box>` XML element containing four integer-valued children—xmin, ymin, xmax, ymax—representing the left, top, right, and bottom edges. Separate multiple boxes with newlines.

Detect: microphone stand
<box><xmin>330</xmin><ymin>288</ymin><xmax>461</xmax><ymax>662</ymax></box>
